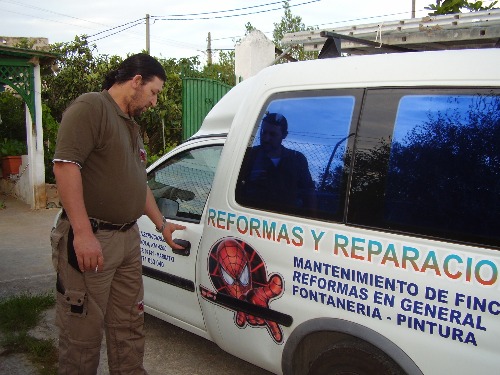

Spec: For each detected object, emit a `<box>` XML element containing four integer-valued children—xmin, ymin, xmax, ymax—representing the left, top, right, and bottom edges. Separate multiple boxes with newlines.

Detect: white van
<box><xmin>138</xmin><ymin>48</ymin><xmax>500</xmax><ymax>375</ymax></box>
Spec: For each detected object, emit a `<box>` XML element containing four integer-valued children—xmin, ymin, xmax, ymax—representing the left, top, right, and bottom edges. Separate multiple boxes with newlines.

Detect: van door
<box><xmin>138</xmin><ymin>141</ymin><xmax>223</xmax><ymax>331</ymax></box>
<box><xmin>197</xmin><ymin>90</ymin><xmax>363</xmax><ymax>373</ymax></box>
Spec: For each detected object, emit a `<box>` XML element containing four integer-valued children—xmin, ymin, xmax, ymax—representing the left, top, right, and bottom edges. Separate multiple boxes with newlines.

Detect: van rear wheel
<box><xmin>308</xmin><ymin>338</ymin><xmax>406</xmax><ymax>375</ymax></box>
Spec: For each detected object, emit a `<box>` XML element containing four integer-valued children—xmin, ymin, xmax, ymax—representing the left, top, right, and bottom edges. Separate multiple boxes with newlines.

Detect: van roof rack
<box><xmin>317</xmin><ymin>31</ymin><xmax>417</xmax><ymax>58</ymax></box>
<box><xmin>282</xmin><ymin>8</ymin><xmax>500</xmax><ymax>57</ymax></box>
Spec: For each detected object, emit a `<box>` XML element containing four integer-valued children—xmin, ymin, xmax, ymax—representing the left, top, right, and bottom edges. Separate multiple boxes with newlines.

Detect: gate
<box><xmin>182</xmin><ymin>77</ymin><xmax>232</xmax><ymax>140</ymax></box>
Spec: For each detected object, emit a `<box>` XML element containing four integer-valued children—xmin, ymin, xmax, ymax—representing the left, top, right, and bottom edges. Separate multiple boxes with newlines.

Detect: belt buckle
<box><xmin>89</xmin><ymin>218</ymin><xmax>99</xmax><ymax>233</ymax></box>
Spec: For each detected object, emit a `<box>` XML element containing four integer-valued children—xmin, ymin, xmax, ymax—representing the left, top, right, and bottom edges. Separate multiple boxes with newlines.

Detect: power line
<box><xmin>0</xmin><ymin>0</ymin><xmax>109</xmax><ymax>28</ymax></box>
<box><xmin>0</xmin><ymin>7</ymin><xmax>106</xmax><ymax>32</ymax></box>
<box><xmin>88</xmin><ymin>21</ymin><xmax>145</xmax><ymax>42</ymax></box>
<box><xmin>153</xmin><ymin>0</ymin><xmax>286</xmax><ymax>17</ymax></box>
<box><xmin>152</xmin><ymin>0</ymin><xmax>321</xmax><ymax>21</ymax></box>
<box><xmin>0</xmin><ymin>0</ymin><xmax>321</xmax><ymax>54</ymax></box>
<box><xmin>0</xmin><ymin>2</ymin><xmax>145</xmax><ymax>48</ymax></box>
<box><xmin>87</xmin><ymin>18</ymin><xmax>144</xmax><ymax>39</ymax></box>
<box><xmin>210</xmin><ymin>8</ymin><xmax>431</xmax><ymax>42</ymax></box>
<box><xmin>86</xmin><ymin>0</ymin><xmax>321</xmax><ymax>52</ymax></box>
<box><xmin>86</xmin><ymin>18</ymin><xmax>203</xmax><ymax>49</ymax></box>
<box><xmin>1</xmin><ymin>0</ymin><xmax>451</xmax><ymax>60</ymax></box>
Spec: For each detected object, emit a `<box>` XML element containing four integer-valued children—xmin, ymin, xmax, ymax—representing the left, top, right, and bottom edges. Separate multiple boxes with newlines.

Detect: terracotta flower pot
<box><xmin>1</xmin><ymin>156</ymin><xmax>22</xmax><ymax>179</ymax></box>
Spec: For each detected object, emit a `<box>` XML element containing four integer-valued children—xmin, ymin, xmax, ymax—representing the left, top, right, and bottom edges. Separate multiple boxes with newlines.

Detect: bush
<box><xmin>0</xmin><ymin>91</ymin><xmax>25</xmax><ymax>141</ymax></box>
<box><xmin>0</xmin><ymin>138</ymin><xmax>27</xmax><ymax>157</ymax></box>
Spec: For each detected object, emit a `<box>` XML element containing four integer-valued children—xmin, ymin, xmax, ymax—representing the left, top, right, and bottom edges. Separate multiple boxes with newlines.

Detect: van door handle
<box><xmin>172</xmin><ymin>239</ymin><xmax>191</xmax><ymax>256</ymax></box>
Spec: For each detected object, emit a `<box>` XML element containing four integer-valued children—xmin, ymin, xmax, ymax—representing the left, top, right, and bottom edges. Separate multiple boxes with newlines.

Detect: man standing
<box><xmin>51</xmin><ymin>53</ymin><xmax>185</xmax><ymax>374</ymax></box>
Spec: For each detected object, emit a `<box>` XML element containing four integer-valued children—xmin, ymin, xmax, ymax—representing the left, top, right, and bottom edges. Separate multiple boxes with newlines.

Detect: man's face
<box><xmin>260</xmin><ymin>122</ymin><xmax>284</xmax><ymax>153</ymax></box>
<box><xmin>130</xmin><ymin>76</ymin><xmax>164</xmax><ymax>117</ymax></box>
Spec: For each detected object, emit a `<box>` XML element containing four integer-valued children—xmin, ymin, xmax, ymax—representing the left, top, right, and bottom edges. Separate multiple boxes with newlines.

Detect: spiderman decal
<box><xmin>202</xmin><ymin>237</ymin><xmax>285</xmax><ymax>343</ymax></box>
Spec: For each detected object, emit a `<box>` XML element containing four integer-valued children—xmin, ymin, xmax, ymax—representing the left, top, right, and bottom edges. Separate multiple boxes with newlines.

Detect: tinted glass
<box><xmin>349</xmin><ymin>89</ymin><xmax>500</xmax><ymax>248</ymax></box>
<box><xmin>236</xmin><ymin>91</ymin><xmax>361</xmax><ymax>221</ymax></box>
<box><xmin>148</xmin><ymin>145</ymin><xmax>223</xmax><ymax>223</ymax></box>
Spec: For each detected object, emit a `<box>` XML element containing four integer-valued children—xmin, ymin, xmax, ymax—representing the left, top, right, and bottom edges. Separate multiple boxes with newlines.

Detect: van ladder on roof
<box><xmin>283</xmin><ymin>8</ymin><xmax>500</xmax><ymax>56</ymax></box>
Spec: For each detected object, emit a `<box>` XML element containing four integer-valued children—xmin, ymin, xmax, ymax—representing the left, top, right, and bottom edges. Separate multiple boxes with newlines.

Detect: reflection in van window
<box><xmin>149</xmin><ymin>146</ymin><xmax>223</xmax><ymax>223</ymax></box>
<box><xmin>350</xmin><ymin>92</ymin><xmax>500</xmax><ymax>248</ymax></box>
<box><xmin>385</xmin><ymin>94</ymin><xmax>500</xmax><ymax>246</ymax></box>
<box><xmin>236</xmin><ymin>95</ymin><xmax>355</xmax><ymax>220</ymax></box>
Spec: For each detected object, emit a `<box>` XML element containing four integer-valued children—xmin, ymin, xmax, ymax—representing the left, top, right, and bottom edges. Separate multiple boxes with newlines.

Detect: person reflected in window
<box><xmin>239</xmin><ymin>112</ymin><xmax>316</xmax><ymax>213</ymax></box>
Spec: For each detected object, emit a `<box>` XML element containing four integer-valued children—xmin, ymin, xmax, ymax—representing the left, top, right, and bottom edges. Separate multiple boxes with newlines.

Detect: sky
<box><xmin>0</xmin><ymin>0</ymin><xmax>495</xmax><ymax>63</ymax></box>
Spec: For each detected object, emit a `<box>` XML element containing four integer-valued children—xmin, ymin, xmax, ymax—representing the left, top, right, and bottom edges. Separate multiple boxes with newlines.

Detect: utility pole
<box><xmin>412</xmin><ymin>0</ymin><xmax>416</xmax><ymax>18</ymax></box>
<box><xmin>146</xmin><ymin>14</ymin><xmax>150</xmax><ymax>54</ymax></box>
<box><xmin>207</xmin><ymin>32</ymin><xmax>212</xmax><ymax>65</ymax></box>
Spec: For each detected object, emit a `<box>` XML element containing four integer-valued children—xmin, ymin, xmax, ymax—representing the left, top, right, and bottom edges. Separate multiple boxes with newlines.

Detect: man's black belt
<box><xmin>61</xmin><ymin>210</ymin><xmax>136</xmax><ymax>232</ymax></box>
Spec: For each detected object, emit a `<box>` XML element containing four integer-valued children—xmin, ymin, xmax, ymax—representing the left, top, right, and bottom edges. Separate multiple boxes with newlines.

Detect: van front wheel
<box><xmin>308</xmin><ymin>338</ymin><xmax>406</xmax><ymax>375</ymax></box>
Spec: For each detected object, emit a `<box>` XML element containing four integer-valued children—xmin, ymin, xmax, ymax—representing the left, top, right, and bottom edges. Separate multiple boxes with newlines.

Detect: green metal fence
<box><xmin>182</xmin><ymin>77</ymin><xmax>233</xmax><ymax>140</ymax></box>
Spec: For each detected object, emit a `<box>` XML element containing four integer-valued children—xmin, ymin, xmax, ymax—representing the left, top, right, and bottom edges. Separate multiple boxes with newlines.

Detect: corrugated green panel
<box><xmin>182</xmin><ymin>78</ymin><xmax>233</xmax><ymax>140</ymax></box>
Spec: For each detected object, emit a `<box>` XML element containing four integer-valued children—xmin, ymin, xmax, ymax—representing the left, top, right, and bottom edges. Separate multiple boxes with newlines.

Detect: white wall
<box><xmin>235</xmin><ymin>30</ymin><xmax>275</xmax><ymax>83</ymax></box>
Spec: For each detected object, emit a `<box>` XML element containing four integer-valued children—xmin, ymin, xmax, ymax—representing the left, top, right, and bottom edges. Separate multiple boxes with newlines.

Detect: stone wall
<box><xmin>0</xmin><ymin>36</ymin><xmax>49</xmax><ymax>50</ymax></box>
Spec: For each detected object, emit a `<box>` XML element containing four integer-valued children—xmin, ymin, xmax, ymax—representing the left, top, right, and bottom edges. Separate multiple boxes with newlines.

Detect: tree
<box><xmin>387</xmin><ymin>95</ymin><xmax>500</xmax><ymax>237</ymax></box>
<box><xmin>40</xmin><ymin>36</ymin><xmax>122</xmax><ymax>180</ymax></box>
<box><xmin>273</xmin><ymin>0</ymin><xmax>317</xmax><ymax>61</ymax></box>
<box><xmin>347</xmin><ymin>138</ymin><xmax>392</xmax><ymax>222</ymax></box>
<box><xmin>201</xmin><ymin>51</ymin><xmax>236</xmax><ymax>86</ymax></box>
<box><xmin>43</xmin><ymin>36</ymin><xmax>121</xmax><ymax>123</ymax></box>
<box><xmin>139</xmin><ymin>56</ymin><xmax>189</xmax><ymax>160</ymax></box>
<box><xmin>41</xmin><ymin>37</ymin><xmax>187</xmax><ymax>162</ymax></box>
<box><xmin>425</xmin><ymin>0</ymin><xmax>498</xmax><ymax>15</ymax></box>
<box><xmin>244</xmin><ymin>22</ymin><xmax>256</xmax><ymax>35</ymax></box>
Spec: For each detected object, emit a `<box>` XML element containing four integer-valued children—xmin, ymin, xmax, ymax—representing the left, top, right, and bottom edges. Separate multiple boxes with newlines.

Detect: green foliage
<box><xmin>2</xmin><ymin>1</ymin><xmax>321</xmax><ymax>183</ymax></box>
<box><xmin>1</xmin><ymin>332</ymin><xmax>58</xmax><ymax>375</ymax></box>
<box><xmin>0</xmin><ymin>91</ymin><xmax>26</xmax><ymax>141</ymax></box>
<box><xmin>0</xmin><ymin>138</ymin><xmax>27</xmax><ymax>156</ymax></box>
<box><xmin>245</xmin><ymin>22</ymin><xmax>257</xmax><ymax>35</ymax></box>
<box><xmin>425</xmin><ymin>0</ymin><xmax>498</xmax><ymax>14</ymax></box>
<box><xmin>13</xmin><ymin>37</ymin><xmax>36</xmax><ymax>50</ymax></box>
<box><xmin>272</xmin><ymin>0</ymin><xmax>318</xmax><ymax>62</ymax></box>
<box><xmin>136</xmin><ymin>56</ymin><xmax>193</xmax><ymax>155</ymax></box>
<box><xmin>465</xmin><ymin>0</ymin><xmax>499</xmax><ymax>11</ymax></box>
<box><xmin>137</xmin><ymin>52</ymin><xmax>235</xmax><ymax>155</ymax></box>
<box><xmin>42</xmin><ymin>36</ymin><xmax>122</xmax><ymax>122</ymax></box>
<box><xmin>202</xmin><ymin>50</ymin><xmax>236</xmax><ymax>86</ymax></box>
<box><xmin>146</xmin><ymin>143</ymin><xmax>176</xmax><ymax>166</ymax></box>
<box><xmin>42</xmin><ymin>104</ymin><xmax>59</xmax><ymax>183</ymax></box>
<box><xmin>0</xmin><ymin>292</ymin><xmax>55</xmax><ymax>332</ymax></box>
<box><xmin>41</xmin><ymin>38</ymin><xmax>219</xmax><ymax>157</ymax></box>
<box><xmin>0</xmin><ymin>292</ymin><xmax>57</xmax><ymax>375</ymax></box>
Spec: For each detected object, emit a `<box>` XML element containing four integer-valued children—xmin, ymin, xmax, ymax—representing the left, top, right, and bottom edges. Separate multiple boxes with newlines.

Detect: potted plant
<box><xmin>0</xmin><ymin>138</ymin><xmax>27</xmax><ymax>179</ymax></box>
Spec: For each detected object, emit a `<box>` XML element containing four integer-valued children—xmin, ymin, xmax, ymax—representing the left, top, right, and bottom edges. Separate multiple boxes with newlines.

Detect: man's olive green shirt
<box><xmin>54</xmin><ymin>90</ymin><xmax>147</xmax><ymax>223</ymax></box>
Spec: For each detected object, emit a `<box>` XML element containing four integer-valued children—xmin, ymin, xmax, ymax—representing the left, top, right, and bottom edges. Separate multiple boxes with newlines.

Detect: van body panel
<box><xmin>140</xmin><ymin>48</ymin><xmax>500</xmax><ymax>375</ymax></box>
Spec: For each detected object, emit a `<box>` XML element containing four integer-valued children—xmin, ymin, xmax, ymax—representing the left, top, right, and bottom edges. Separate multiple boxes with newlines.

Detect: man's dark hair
<box><xmin>102</xmin><ymin>53</ymin><xmax>166</xmax><ymax>90</ymax></box>
<box><xmin>262</xmin><ymin>112</ymin><xmax>288</xmax><ymax>136</ymax></box>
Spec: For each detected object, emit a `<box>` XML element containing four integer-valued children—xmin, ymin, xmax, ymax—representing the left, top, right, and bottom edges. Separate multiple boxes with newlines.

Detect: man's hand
<box><xmin>73</xmin><ymin>231</ymin><xmax>104</xmax><ymax>272</ymax></box>
<box><xmin>54</xmin><ymin>161</ymin><xmax>104</xmax><ymax>272</ymax></box>
<box><xmin>162</xmin><ymin>222</ymin><xmax>187</xmax><ymax>250</ymax></box>
<box><xmin>145</xmin><ymin>186</ymin><xmax>187</xmax><ymax>250</ymax></box>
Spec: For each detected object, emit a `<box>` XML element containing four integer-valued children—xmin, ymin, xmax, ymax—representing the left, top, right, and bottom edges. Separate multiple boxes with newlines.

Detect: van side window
<box><xmin>148</xmin><ymin>145</ymin><xmax>223</xmax><ymax>223</ymax></box>
<box><xmin>236</xmin><ymin>91</ymin><xmax>361</xmax><ymax>221</ymax></box>
<box><xmin>348</xmin><ymin>89</ymin><xmax>500</xmax><ymax>248</ymax></box>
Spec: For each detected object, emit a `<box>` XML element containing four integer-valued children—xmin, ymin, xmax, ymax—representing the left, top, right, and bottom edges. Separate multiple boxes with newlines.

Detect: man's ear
<box><xmin>131</xmin><ymin>75</ymin><xmax>143</xmax><ymax>88</ymax></box>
